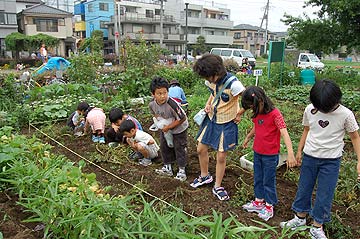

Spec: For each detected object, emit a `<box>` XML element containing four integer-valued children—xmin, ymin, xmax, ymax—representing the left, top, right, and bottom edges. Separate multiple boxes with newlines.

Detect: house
<box><xmin>231</xmin><ymin>24</ymin><xmax>276</xmax><ymax>56</ymax></box>
<box><xmin>0</xmin><ymin>0</ymin><xmax>18</xmax><ymax>57</ymax></box>
<box><xmin>17</xmin><ymin>3</ymin><xmax>75</xmax><ymax>57</ymax></box>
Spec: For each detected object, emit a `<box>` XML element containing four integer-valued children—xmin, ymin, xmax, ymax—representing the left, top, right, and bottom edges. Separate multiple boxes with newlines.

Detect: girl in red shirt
<box><xmin>241</xmin><ymin>86</ymin><xmax>297</xmax><ymax>221</ymax></box>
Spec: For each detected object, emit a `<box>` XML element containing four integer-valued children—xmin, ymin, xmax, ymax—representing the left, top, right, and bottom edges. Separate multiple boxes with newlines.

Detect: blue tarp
<box><xmin>34</xmin><ymin>57</ymin><xmax>70</xmax><ymax>75</ymax></box>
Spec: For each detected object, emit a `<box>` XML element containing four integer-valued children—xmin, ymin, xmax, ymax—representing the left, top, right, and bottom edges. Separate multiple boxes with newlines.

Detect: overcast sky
<box><xmin>190</xmin><ymin>0</ymin><xmax>320</xmax><ymax>32</ymax></box>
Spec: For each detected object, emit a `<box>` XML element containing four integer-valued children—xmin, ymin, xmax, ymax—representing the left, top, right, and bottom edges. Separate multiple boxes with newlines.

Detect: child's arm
<box><xmin>162</xmin><ymin>118</ymin><xmax>186</xmax><ymax>133</ymax></box>
<box><xmin>280</xmin><ymin>128</ymin><xmax>296</xmax><ymax>168</ymax></box>
<box><xmin>242</xmin><ymin>126</ymin><xmax>255</xmax><ymax>148</ymax></box>
<box><xmin>348</xmin><ymin>131</ymin><xmax>360</xmax><ymax>180</ymax></box>
<box><xmin>204</xmin><ymin>94</ymin><xmax>214</xmax><ymax>113</ymax></box>
<box><xmin>83</xmin><ymin>119</ymin><xmax>89</xmax><ymax>135</ymax></box>
<box><xmin>296</xmin><ymin>126</ymin><xmax>310</xmax><ymax>165</ymax></box>
<box><xmin>234</xmin><ymin>100</ymin><xmax>246</xmax><ymax>124</ymax></box>
<box><xmin>148</xmin><ymin>139</ymin><xmax>155</xmax><ymax>145</ymax></box>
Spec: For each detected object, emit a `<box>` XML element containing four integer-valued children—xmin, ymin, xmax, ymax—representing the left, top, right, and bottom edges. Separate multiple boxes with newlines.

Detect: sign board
<box><xmin>269</xmin><ymin>41</ymin><xmax>285</xmax><ymax>63</ymax></box>
<box><xmin>253</xmin><ymin>69</ymin><xmax>263</xmax><ymax>76</ymax></box>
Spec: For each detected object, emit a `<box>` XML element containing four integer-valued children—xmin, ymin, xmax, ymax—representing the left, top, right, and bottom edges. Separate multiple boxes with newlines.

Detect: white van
<box><xmin>210</xmin><ymin>48</ymin><xmax>256</xmax><ymax>68</ymax></box>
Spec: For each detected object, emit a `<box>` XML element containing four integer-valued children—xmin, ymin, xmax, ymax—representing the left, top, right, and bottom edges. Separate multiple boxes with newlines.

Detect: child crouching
<box><xmin>82</xmin><ymin>103</ymin><xmax>106</xmax><ymax>144</ymax></box>
<box><xmin>119</xmin><ymin>120</ymin><xmax>159</xmax><ymax>166</ymax></box>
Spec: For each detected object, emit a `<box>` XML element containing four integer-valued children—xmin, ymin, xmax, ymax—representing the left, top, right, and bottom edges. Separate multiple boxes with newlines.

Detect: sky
<box><xmin>194</xmin><ymin>0</ymin><xmax>321</xmax><ymax>32</ymax></box>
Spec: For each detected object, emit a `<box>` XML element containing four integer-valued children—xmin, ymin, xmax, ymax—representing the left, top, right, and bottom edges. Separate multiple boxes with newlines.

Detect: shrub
<box><xmin>223</xmin><ymin>59</ymin><xmax>241</xmax><ymax>74</ymax></box>
<box><xmin>67</xmin><ymin>53</ymin><xmax>103</xmax><ymax>83</ymax></box>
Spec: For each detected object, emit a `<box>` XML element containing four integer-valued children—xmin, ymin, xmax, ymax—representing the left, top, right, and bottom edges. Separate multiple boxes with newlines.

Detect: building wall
<box><xmin>0</xmin><ymin>0</ymin><xmax>18</xmax><ymax>57</ymax></box>
<box><xmin>85</xmin><ymin>0</ymin><xmax>114</xmax><ymax>38</ymax></box>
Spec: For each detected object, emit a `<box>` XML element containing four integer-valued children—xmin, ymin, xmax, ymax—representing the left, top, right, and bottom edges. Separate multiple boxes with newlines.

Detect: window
<box><xmin>100</xmin><ymin>20</ymin><xmax>107</xmax><ymax>29</ymax></box>
<box><xmin>99</xmin><ymin>3</ymin><xmax>109</xmax><ymax>11</ymax></box>
<box><xmin>220</xmin><ymin>50</ymin><xmax>232</xmax><ymax>57</ymax></box>
<box><xmin>247</xmin><ymin>32</ymin><xmax>252</xmax><ymax>38</ymax></box>
<box><xmin>211</xmin><ymin>49</ymin><xmax>221</xmax><ymax>55</ymax></box>
<box><xmin>155</xmin><ymin>9</ymin><xmax>160</xmax><ymax>15</ymax></box>
<box><xmin>58</xmin><ymin>19</ymin><xmax>65</xmax><ymax>26</ymax></box>
<box><xmin>300</xmin><ymin>55</ymin><xmax>309</xmax><ymax>62</ymax></box>
<box><xmin>33</xmin><ymin>18</ymin><xmax>58</xmax><ymax>32</ymax></box>
<box><xmin>88</xmin><ymin>4</ymin><xmax>93</xmax><ymax>12</ymax></box>
<box><xmin>233</xmin><ymin>50</ymin><xmax>241</xmax><ymax>57</ymax></box>
<box><xmin>0</xmin><ymin>12</ymin><xmax>6</xmax><ymax>25</ymax></box>
<box><xmin>146</xmin><ymin>10</ymin><xmax>153</xmax><ymax>18</ymax></box>
<box><xmin>234</xmin><ymin>32</ymin><xmax>241</xmax><ymax>39</ymax></box>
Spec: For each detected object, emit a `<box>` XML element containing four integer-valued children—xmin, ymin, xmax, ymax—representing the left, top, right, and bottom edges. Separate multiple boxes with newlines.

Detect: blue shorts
<box><xmin>196</xmin><ymin>116</ymin><xmax>238</xmax><ymax>152</ymax></box>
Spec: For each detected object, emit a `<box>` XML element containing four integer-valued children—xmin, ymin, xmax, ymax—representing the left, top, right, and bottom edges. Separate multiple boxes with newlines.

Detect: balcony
<box><xmin>203</xmin><ymin>18</ymin><xmax>233</xmax><ymax>29</ymax></box>
<box><xmin>123</xmin><ymin>32</ymin><xmax>184</xmax><ymax>42</ymax></box>
<box><xmin>119</xmin><ymin>13</ymin><xmax>177</xmax><ymax>24</ymax></box>
<box><xmin>188</xmin><ymin>34</ymin><xmax>233</xmax><ymax>45</ymax></box>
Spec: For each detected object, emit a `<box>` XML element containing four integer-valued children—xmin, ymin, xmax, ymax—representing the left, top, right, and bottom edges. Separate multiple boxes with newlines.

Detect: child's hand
<box><xmin>162</xmin><ymin>125</ymin><xmax>170</xmax><ymax>133</ymax></box>
<box><xmin>242</xmin><ymin>138</ymin><xmax>249</xmax><ymax>148</ymax></box>
<box><xmin>286</xmin><ymin>154</ymin><xmax>297</xmax><ymax>168</ymax></box>
<box><xmin>233</xmin><ymin>114</ymin><xmax>242</xmax><ymax>124</ymax></box>
<box><xmin>204</xmin><ymin>104</ymin><xmax>211</xmax><ymax>113</ymax></box>
<box><xmin>295</xmin><ymin>152</ymin><xmax>302</xmax><ymax>166</ymax></box>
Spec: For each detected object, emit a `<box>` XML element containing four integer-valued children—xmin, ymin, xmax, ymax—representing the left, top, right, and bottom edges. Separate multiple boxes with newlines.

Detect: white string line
<box><xmin>29</xmin><ymin>123</ymin><xmax>197</xmax><ymax>219</ymax></box>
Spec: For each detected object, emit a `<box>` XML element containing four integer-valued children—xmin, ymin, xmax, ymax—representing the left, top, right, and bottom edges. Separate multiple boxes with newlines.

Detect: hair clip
<box><xmin>251</xmin><ymin>93</ymin><xmax>255</xmax><ymax>97</ymax></box>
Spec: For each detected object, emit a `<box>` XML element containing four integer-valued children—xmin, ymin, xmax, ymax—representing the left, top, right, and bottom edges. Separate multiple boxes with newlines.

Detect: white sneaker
<box><xmin>309</xmin><ymin>227</ymin><xmax>327</xmax><ymax>239</ymax></box>
<box><xmin>174</xmin><ymin>171</ymin><xmax>187</xmax><ymax>181</ymax></box>
<box><xmin>139</xmin><ymin>158</ymin><xmax>152</xmax><ymax>166</ymax></box>
<box><xmin>280</xmin><ymin>215</ymin><xmax>306</xmax><ymax>230</ymax></box>
<box><xmin>155</xmin><ymin>166</ymin><xmax>173</xmax><ymax>176</ymax></box>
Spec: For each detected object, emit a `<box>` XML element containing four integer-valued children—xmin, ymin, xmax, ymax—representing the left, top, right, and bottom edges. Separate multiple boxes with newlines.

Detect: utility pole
<box><xmin>255</xmin><ymin>0</ymin><xmax>269</xmax><ymax>56</ymax></box>
<box><xmin>159</xmin><ymin>0</ymin><xmax>164</xmax><ymax>47</ymax></box>
<box><xmin>117</xmin><ymin>1</ymin><xmax>121</xmax><ymax>64</ymax></box>
<box><xmin>185</xmin><ymin>2</ymin><xmax>189</xmax><ymax>64</ymax></box>
<box><xmin>114</xmin><ymin>0</ymin><xmax>119</xmax><ymax>57</ymax></box>
<box><xmin>264</xmin><ymin>0</ymin><xmax>270</xmax><ymax>55</ymax></box>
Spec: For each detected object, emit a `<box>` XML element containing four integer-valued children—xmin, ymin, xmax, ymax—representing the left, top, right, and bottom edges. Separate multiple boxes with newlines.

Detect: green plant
<box><xmin>223</xmin><ymin>59</ymin><xmax>241</xmax><ymax>74</ymax></box>
<box><xmin>67</xmin><ymin>53</ymin><xmax>104</xmax><ymax>83</ymax></box>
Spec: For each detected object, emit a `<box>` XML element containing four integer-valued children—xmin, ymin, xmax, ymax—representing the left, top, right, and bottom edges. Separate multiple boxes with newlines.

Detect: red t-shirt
<box><xmin>252</xmin><ymin>108</ymin><xmax>286</xmax><ymax>155</ymax></box>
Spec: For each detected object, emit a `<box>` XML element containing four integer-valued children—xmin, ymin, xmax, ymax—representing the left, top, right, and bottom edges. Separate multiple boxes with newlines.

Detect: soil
<box><xmin>4</xmin><ymin>122</ymin><xmax>359</xmax><ymax>238</ymax></box>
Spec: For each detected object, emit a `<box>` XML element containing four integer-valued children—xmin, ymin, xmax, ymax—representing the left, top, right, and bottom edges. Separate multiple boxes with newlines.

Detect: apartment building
<box><xmin>16</xmin><ymin>0</ymin><xmax>43</xmax><ymax>13</ymax></box>
<box><xmin>175</xmin><ymin>0</ymin><xmax>233</xmax><ymax>50</ymax></box>
<box><xmin>231</xmin><ymin>24</ymin><xmax>276</xmax><ymax>56</ymax></box>
<box><xmin>0</xmin><ymin>0</ymin><xmax>18</xmax><ymax>57</ymax></box>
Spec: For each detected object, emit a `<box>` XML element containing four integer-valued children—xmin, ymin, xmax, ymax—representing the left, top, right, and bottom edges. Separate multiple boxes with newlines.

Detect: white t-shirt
<box><xmin>130</xmin><ymin>130</ymin><xmax>160</xmax><ymax>151</ymax></box>
<box><xmin>303</xmin><ymin>104</ymin><xmax>359</xmax><ymax>158</ymax></box>
<box><xmin>205</xmin><ymin>79</ymin><xmax>245</xmax><ymax>97</ymax></box>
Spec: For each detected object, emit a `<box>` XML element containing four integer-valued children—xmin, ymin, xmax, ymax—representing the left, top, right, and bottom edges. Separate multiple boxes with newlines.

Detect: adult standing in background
<box><xmin>40</xmin><ymin>43</ymin><xmax>48</xmax><ymax>64</ymax></box>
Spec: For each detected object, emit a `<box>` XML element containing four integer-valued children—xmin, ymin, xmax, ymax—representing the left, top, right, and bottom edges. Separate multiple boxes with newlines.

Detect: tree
<box><xmin>282</xmin><ymin>15</ymin><xmax>342</xmax><ymax>54</ymax></box>
<box><xmin>282</xmin><ymin>0</ymin><xmax>360</xmax><ymax>53</ymax></box>
<box><xmin>193</xmin><ymin>36</ymin><xmax>207</xmax><ymax>55</ymax></box>
<box><xmin>5</xmin><ymin>33</ymin><xmax>59</xmax><ymax>59</ymax></box>
<box><xmin>79</xmin><ymin>30</ymin><xmax>104</xmax><ymax>53</ymax></box>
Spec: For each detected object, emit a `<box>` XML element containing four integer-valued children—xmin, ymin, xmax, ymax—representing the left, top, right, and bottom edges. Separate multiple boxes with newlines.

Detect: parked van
<box><xmin>297</xmin><ymin>53</ymin><xmax>324</xmax><ymax>70</ymax></box>
<box><xmin>210</xmin><ymin>48</ymin><xmax>256</xmax><ymax>68</ymax></box>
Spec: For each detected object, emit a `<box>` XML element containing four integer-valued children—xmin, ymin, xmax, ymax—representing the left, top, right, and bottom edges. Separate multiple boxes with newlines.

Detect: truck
<box><xmin>297</xmin><ymin>53</ymin><xmax>325</xmax><ymax>70</ymax></box>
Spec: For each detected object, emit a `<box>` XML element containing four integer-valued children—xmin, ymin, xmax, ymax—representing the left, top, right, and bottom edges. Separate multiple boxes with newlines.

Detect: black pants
<box><xmin>159</xmin><ymin>130</ymin><xmax>187</xmax><ymax>168</ymax></box>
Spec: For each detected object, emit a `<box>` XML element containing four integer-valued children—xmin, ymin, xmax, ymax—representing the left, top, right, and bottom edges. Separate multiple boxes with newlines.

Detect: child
<box><xmin>168</xmin><ymin>79</ymin><xmax>187</xmax><ymax>105</ymax></box>
<box><xmin>190</xmin><ymin>53</ymin><xmax>245</xmax><ymax>201</ymax></box>
<box><xmin>149</xmin><ymin>77</ymin><xmax>189</xmax><ymax>181</ymax></box>
<box><xmin>119</xmin><ymin>120</ymin><xmax>159</xmax><ymax>166</ymax></box>
<box><xmin>106</xmin><ymin>107</ymin><xmax>143</xmax><ymax>143</ymax></box>
<box><xmin>241</xmin><ymin>86</ymin><xmax>296</xmax><ymax>221</ymax></box>
<box><xmin>280</xmin><ymin>79</ymin><xmax>360</xmax><ymax>239</ymax></box>
<box><xmin>82</xmin><ymin>103</ymin><xmax>106</xmax><ymax>144</ymax></box>
<box><xmin>67</xmin><ymin>102</ymin><xmax>87</xmax><ymax>136</ymax></box>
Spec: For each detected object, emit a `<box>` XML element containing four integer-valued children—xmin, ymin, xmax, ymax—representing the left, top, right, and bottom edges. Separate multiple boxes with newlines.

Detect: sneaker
<box><xmin>310</xmin><ymin>227</ymin><xmax>327</xmax><ymax>239</ymax></box>
<box><xmin>92</xmin><ymin>135</ymin><xmax>99</xmax><ymax>143</ymax></box>
<box><xmin>174</xmin><ymin>171</ymin><xmax>187</xmax><ymax>181</ymax></box>
<box><xmin>139</xmin><ymin>158</ymin><xmax>152</xmax><ymax>166</ymax></box>
<box><xmin>280</xmin><ymin>214</ymin><xmax>307</xmax><ymax>230</ymax></box>
<box><xmin>242</xmin><ymin>200</ymin><xmax>265</xmax><ymax>213</ymax></box>
<box><xmin>190</xmin><ymin>174</ymin><xmax>213</xmax><ymax>188</ymax></box>
<box><xmin>258</xmin><ymin>206</ymin><xmax>274</xmax><ymax>221</ymax></box>
<box><xmin>98</xmin><ymin>136</ymin><xmax>105</xmax><ymax>144</ymax></box>
<box><xmin>155</xmin><ymin>166</ymin><xmax>173</xmax><ymax>176</ymax></box>
<box><xmin>212</xmin><ymin>187</ymin><xmax>230</xmax><ymax>201</ymax></box>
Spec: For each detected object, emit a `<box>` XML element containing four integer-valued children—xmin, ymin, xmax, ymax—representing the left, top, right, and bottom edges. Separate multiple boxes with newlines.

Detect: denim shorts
<box><xmin>292</xmin><ymin>153</ymin><xmax>341</xmax><ymax>224</ymax></box>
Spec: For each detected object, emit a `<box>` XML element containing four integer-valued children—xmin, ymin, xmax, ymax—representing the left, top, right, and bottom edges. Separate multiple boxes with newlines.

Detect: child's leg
<box><xmin>215</xmin><ymin>151</ymin><xmax>227</xmax><ymax>188</ymax></box>
<box><xmin>197</xmin><ymin>142</ymin><xmax>210</xmax><ymax>177</ymax></box>
<box><xmin>136</xmin><ymin>143</ymin><xmax>150</xmax><ymax>159</ymax></box>
<box><xmin>310</xmin><ymin>158</ymin><xmax>340</xmax><ymax>226</ymax></box>
<box><xmin>261</xmin><ymin>154</ymin><xmax>279</xmax><ymax>205</ymax></box>
<box><xmin>292</xmin><ymin>154</ymin><xmax>319</xmax><ymax>215</ymax></box>
<box><xmin>173</xmin><ymin>131</ymin><xmax>187</xmax><ymax>169</ymax></box>
<box><xmin>159</xmin><ymin>131</ymin><xmax>176</xmax><ymax>165</ymax></box>
<box><xmin>253</xmin><ymin>152</ymin><xmax>265</xmax><ymax>201</ymax></box>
